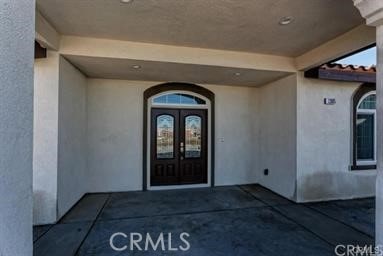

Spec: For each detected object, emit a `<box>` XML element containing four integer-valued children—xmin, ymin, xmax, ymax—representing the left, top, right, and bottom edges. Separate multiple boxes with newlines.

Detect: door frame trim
<box><xmin>143</xmin><ymin>82</ymin><xmax>215</xmax><ymax>190</ymax></box>
<box><xmin>148</xmin><ymin>102</ymin><xmax>210</xmax><ymax>189</ymax></box>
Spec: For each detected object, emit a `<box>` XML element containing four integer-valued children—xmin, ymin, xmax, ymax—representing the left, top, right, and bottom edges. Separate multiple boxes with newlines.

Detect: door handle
<box><xmin>180</xmin><ymin>142</ymin><xmax>184</xmax><ymax>160</ymax></box>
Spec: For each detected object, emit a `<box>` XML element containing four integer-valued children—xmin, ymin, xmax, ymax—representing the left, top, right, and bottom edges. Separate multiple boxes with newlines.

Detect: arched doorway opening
<box><xmin>143</xmin><ymin>83</ymin><xmax>215</xmax><ymax>190</ymax></box>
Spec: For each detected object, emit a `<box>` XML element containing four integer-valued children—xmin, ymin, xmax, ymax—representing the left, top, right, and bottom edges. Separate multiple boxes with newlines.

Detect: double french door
<box><xmin>150</xmin><ymin>108</ymin><xmax>208</xmax><ymax>186</ymax></box>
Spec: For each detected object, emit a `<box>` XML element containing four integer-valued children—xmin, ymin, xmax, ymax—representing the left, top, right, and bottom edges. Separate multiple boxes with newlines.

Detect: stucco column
<box><xmin>377</xmin><ymin>25</ymin><xmax>383</xmax><ymax>248</ymax></box>
<box><xmin>376</xmin><ymin>26</ymin><xmax>383</xmax><ymax>248</ymax></box>
<box><xmin>354</xmin><ymin>0</ymin><xmax>383</xmax><ymax>248</ymax></box>
<box><xmin>0</xmin><ymin>0</ymin><xmax>35</xmax><ymax>255</ymax></box>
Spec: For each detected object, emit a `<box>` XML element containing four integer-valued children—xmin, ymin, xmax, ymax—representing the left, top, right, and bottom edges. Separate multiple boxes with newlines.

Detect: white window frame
<box><xmin>356</xmin><ymin>91</ymin><xmax>377</xmax><ymax>166</ymax></box>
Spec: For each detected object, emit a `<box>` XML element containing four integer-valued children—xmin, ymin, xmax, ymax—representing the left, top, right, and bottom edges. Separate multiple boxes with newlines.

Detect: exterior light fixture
<box><xmin>234</xmin><ymin>72</ymin><xmax>241</xmax><ymax>76</ymax></box>
<box><xmin>279</xmin><ymin>16</ymin><xmax>294</xmax><ymax>25</ymax></box>
<box><xmin>121</xmin><ymin>0</ymin><xmax>133</xmax><ymax>3</ymax></box>
<box><xmin>132</xmin><ymin>65</ymin><xmax>141</xmax><ymax>69</ymax></box>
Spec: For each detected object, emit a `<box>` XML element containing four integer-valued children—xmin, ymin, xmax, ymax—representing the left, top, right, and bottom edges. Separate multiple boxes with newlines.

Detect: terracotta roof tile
<box><xmin>321</xmin><ymin>63</ymin><xmax>376</xmax><ymax>73</ymax></box>
<box><xmin>305</xmin><ymin>63</ymin><xmax>376</xmax><ymax>83</ymax></box>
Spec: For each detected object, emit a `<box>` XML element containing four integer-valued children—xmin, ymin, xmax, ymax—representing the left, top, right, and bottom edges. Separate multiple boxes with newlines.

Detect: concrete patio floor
<box><xmin>33</xmin><ymin>185</ymin><xmax>375</xmax><ymax>256</ymax></box>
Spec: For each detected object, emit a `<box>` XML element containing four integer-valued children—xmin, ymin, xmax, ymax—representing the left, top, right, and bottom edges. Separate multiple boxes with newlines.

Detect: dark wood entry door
<box><xmin>150</xmin><ymin>108</ymin><xmax>208</xmax><ymax>186</ymax></box>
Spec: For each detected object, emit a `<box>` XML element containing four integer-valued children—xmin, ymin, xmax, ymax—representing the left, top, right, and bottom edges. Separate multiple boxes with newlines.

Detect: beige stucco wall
<box><xmin>33</xmin><ymin>51</ymin><xmax>59</xmax><ymax>224</ymax></box>
<box><xmin>257</xmin><ymin>75</ymin><xmax>298</xmax><ymax>200</ymax></box>
<box><xmin>85</xmin><ymin>75</ymin><xmax>377</xmax><ymax>202</ymax></box>
<box><xmin>33</xmin><ymin>54</ymin><xmax>88</xmax><ymax>223</ymax></box>
<box><xmin>255</xmin><ymin>73</ymin><xmax>377</xmax><ymax>202</ymax></box>
<box><xmin>205</xmin><ymin>84</ymin><xmax>257</xmax><ymax>186</ymax></box>
<box><xmin>57</xmin><ymin>57</ymin><xmax>88</xmax><ymax>218</ymax></box>
<box><xmin>33</xmin><ymin>67</ymin><xmax>378</xmax><ymax>224</ymax></box>
<box><xmin>87</xmin><ymin>79</ymin><xmax>147</xmax><ymax>192</ymax></box>
<box><xmin>296</xmin><ymin>73</ymin><xmax>376</xmax><ymax>202</ymax></box>
<box><xmin>86</xmin><ymin>79</ymin><xmax>258</xmax><ymax>192</ymax></box>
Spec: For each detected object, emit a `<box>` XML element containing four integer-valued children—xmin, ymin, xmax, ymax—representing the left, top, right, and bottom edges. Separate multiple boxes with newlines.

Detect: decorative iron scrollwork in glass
<box><xmin>185</xmin><ymin>115</ymin><xmax>202</xmax><ymax>158</ymax></box>
<box><xmin>156</xmin><ymin>115</ymin><xmax>174</xmax><ymax>159</ymax></box>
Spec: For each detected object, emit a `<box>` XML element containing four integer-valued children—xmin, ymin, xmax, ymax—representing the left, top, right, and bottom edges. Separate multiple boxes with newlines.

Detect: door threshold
<box><xmin>148</xmin><ymin>183</ymin><xmax>210</xmax><ymax>191</ymax></box>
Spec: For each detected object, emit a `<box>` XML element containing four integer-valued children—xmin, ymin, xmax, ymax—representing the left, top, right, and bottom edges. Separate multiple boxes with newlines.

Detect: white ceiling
<box><xmin>64</xmin><ymin>55</ymin><xmax>291</xmax><ymax>87</ymax></box>
<box><xmin>37</xmin><ymin>0</ymin><xmax>363</xmax><ymax>57</ymax></box>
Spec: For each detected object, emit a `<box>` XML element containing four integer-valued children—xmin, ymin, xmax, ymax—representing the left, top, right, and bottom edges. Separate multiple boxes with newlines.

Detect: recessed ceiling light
<box><xmin>234</xmin><ymin>72</ymin><xmax>241</xmax><ymax>76</ymax></box>
<box><xmin>121</xmin><ymin>0</ymin><xmax>133</xmax><ymax>3</ymax></box>
<box><xmin>132</xmin><ymin>65</ymin><xmax>141</xmax><ymax>69</ymax></box>
<box><xmin>279</xmin><ymin>16</ymin><xmax>294</xmax><ymax>25</ymax></box>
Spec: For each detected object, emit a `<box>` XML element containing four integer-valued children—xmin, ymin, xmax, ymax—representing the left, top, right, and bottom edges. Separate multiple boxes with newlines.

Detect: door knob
<box><xmin>180</xmin><ymin>142</ymin><xmax>184</xmax><ymax>160</ymax></box>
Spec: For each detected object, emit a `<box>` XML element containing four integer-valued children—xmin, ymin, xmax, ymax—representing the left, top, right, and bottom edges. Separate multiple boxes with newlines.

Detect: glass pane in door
<box><xmin>156</xmin><ymin>115</ymin><xmax>174</xmax><ymax>159</ymax></box>
<box><xmin>185</xmin><ymin>115</ymin><xmax>202</xmax><ymax>158</ymax></box>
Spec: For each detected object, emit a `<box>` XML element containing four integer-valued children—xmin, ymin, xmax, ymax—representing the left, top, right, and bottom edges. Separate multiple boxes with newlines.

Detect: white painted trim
<box><xmin>148</xmin><ymin>183</ymin><xmax>210</xmax><ymax>191</ymax></box>
<box><xmin>146</xmin><ymin>90</ymin><xmax>212</xmax><ymax>190</ymax></box>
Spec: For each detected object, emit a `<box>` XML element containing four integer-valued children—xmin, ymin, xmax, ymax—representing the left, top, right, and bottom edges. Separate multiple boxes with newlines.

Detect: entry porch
<box><xmin>34</xmin><ymin>185</ymin><xmax>375</xmax><ymax>255</ymax></box>
<box><xmin>4</xmin><ymin>0</ymin><xmax>383</xmax><ymax>255</ymax></box>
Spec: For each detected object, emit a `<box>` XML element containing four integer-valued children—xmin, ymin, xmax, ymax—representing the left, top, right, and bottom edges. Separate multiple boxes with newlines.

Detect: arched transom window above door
<box><xmin>152</xmin><ymin>92</ymin><xmax>207</xmax><ymax>106</ymax></box>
